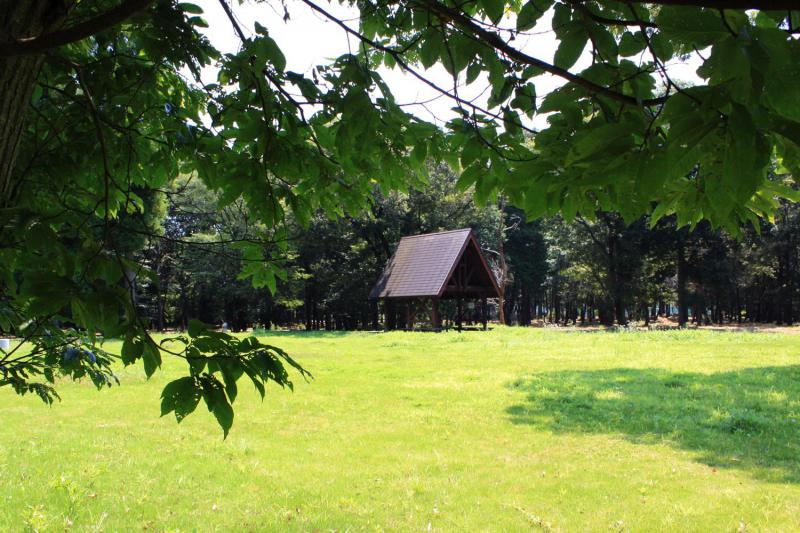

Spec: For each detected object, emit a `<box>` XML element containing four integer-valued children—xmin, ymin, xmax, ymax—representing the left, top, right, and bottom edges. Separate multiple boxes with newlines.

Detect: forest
<box><xmin>131</xmin><ymin>164</ymin><xmax>800</xmax><ymax>332</ymax></box>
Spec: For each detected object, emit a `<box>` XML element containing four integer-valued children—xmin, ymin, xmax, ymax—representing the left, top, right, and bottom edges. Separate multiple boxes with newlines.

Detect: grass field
<box><xmin>1</xmin><ymin>328</ymin><xmax>800</xmax><ymax>532</ymax></box>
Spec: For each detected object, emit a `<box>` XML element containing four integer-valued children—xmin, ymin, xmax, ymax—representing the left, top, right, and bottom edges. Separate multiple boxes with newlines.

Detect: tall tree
<box><xmin>1</xmin><ymin>0</ymin><xmax>799</xmax><ymax>432</ymax></box>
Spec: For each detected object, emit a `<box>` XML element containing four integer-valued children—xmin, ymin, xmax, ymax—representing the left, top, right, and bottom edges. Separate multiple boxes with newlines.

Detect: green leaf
<box><xmin>764</xmin><ymin>63</ymin><xmax>800</xmax><ymax>122</ymax></box>
<box><xmin>188</xmin><ymin>318</ymin><xmax>206</xmax><ymax>338</ymax></box>
<box><xmin>411</xmin><ymin>142</ymin><xmax>427</xmax><ymax>166</ymax></box>
<box><xmin>466</xmin><ymin>61</ymin><xmax>482</xmax><ymax>85</ymax></box>
<box><xmin>70</xmin><ymin>290</ymin><xmax>123</xmax><ymax>336</ymax></box>
<box><xmin>665</xmin><ymin>118</ymin><xmax>716</xmax><ymax>178</ymax></box>
<box><xmin>474</xmin><ymin>170</ymin><xmax>497</xmax><ymax>206</ymax></box>
<box><xmin>523</xmin><ymin>186</ymin><xmax>547</xmax><ymax>219</ymax></box>
<box><xmin>254</xmin><ymin>36</ymin><xmax>286</xmax><ymax>72</ymax></box>
<box><xmin>121</xmin><ymin>334</ymin><xmax>144</xmax><ymax>365</ymax></box>
<box><xmin>178</xmin><ymin>2</ymin><xmax>203</xmax><ymax>15</ymax></box>
<box><xmin>656</xmin><ymin>7</ymin><xmax>728</xmax><ymax>50</ymax></box>
<box><xmin>480</xmin><ymin>0</ymin><xmax>504</xmax><ymax>25</ymax></box>
<box><xmin>457</xmin><ymin>163</ymin><xmax>484</xmax><ymax>191</ymax></box>
<box><xmin>202</xmin><ymin>379</ymin><xmax>234</xmax><ymax>438</ymax></box>
<box><xmin>517</xmin><ymin>0</ymin><xmax>550</xmax><ymax>31</ymax></box>
<box><xmin>460</xmin><ymin>136</ymin><xmax>484</xmax><ymax>168</ymax></box>
<box><xmin>723</xmin><ymin>106</ymin><xmax>767</xmax><ymax>203</ymax></box>
<box><xmin>160</xmin><ymin>377</ymin><xmax>201</xmax><ymax>422</ymax></box>
<box><xmin>649</xmin><ymin>32</ymin><xmax>674</xmax><ymax>61</ymax></box>
<box><xmin>552</xmin><ymin>2</ymin><xmax>572</xmax><ymax>33</ymax></box>
<box><xmin>213</xmin><ymin>398</ymin><xmax>234</xmax><ymax>438</ymax></box>
<box><xmin>489</xmin><ymin>76</ymin><xmax>515</xmax><ymax>107</ymax></box>
<box><xmin>538</xmin><ymin>88</ymin><xmax>575</xmax><ymax>114</ymax></box>
<box><xmin>187</xmin><ymin>348</ymin><xmax>207</xmax><ymax>376</ymax></box>
<box><xmin>141</xmin><ymin>342</ymin><xmax>162</xmax><ymax>378</ymax></box>
<box><xmin>503</xmin><ymin>108</ymin><xmax>521</xmax><ymax>136</ymax></box>
<box><xmin>418</xmin><ymin>30</ymin><xmax>442</xmax><ymax>69</ymax></box>
<box><xmin>510</xmin><ymin>83</ymin><xmax>536</xmax><ymax>117</ymax></box>
<box><xmin>219</xmin><ymin>359</ymin><xmax>244</xmax><ymax>403</ymax></box>
<box><xmin>445</xmin><ymin>33</ymin><xmax>476</xmax><ymax>75</ymax></box>
<box><xmin>588</xmin><ymin>25</ymin><xmax>618</xmax><ymax>61</ymax></box>
<box><xmin>566</xmin><ymin>122</ymin><xmax>634</xmax><ymax>165</ymax></box>
<box><xmin>554</xmin><ymin>27</ymin><xmax>587</xmax><ymax>70</ymax></box>
<box><xmin>20</xmin><ymin>272</ymin><xmax>73</xmax><ymax>316</ymax></box>
<box><xmin>619</xmin><ymin>32</ymin><xmax>647</xmax><ymax>57</ymax></box>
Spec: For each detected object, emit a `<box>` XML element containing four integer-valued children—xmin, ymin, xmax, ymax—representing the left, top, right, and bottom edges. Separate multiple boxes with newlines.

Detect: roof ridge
<box><xmin>400</xmin><ymin>228</ymin><xmax>472</xmax><ymax>240</ymax></box>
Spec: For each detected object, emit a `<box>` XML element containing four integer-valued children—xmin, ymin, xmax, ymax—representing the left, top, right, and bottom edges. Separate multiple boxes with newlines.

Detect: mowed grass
<box><xmin>2</xmin><ymin>328</ymin><xmax>800</xmax><ymax>532</ymax></box>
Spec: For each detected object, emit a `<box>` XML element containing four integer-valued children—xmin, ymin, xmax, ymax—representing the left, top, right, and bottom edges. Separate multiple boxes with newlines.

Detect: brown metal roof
<box><xmin>370</xmin><ymin>228</ymin><xmax>499</xmax><ymax>299</ymax></box>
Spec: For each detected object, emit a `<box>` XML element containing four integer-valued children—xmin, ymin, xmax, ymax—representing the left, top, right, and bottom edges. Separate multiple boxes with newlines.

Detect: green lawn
<box><xmin>2</xmin><ymin>328</ymin><xmax>800</xmax><ymax>532</ymax></box>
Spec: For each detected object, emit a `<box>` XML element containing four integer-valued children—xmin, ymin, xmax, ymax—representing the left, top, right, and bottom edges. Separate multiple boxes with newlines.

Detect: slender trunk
<box><xmin>494</xmin><ymin>199</ymin><xmax>509</xmax><ymax>325</ymax></box>
<box><xmin>124</xmin><ymin>267</ymin><xmax>138</xmax><ymax>308</ymax></box>
<box><xmin>371</xmin><ymin>299</ymin><xmax>379</xmax><ymax>330</ymax></box>
<box><xmin>304</xmin><ymin>285</ymin><xmax>312</xmax><ymax>330</ymax></box>
<box><xmin>604</xmin><ymin>222</ymin><xmax>624</xmax><ymax>326</ymax></box>
<box><xmin>496</xmin><ymin>248</ymin><xmax>507</xmax><ymax>325</ymax></box>
<box><xmin>520</xmin><ymin>284</ymin><xmax>531</xmax><ymax>326</ymax></box>
<box><xmin>677</xmin><ymin>234</ymin><xmax>688</xmax><ymax>327</ymax></box>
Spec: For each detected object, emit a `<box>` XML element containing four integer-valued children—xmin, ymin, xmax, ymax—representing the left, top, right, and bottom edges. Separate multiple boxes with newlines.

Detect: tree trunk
<box><xmin>0</xmin><ymin>1</ymin><xmax>68</xmax><ymax>205</ymax></box>
<box><xmin>520</xmin><ymin>284</ymin><xmax>531</xmax><ymax>326</ymax></box>
<box><xmin>606</xmin><ymin>231</ymin><xmax>627</xmax><ymax>327</ymax></box>
<box><xmin>497</xmin><ymin>283</ymin><xmax>506</xmax><ymax>324</ymax></box>
<box><xmin>494</xmin><ymin>198</ymin><xmax>509</xmax><ymax>325</ymax></box>
<box><xmin>677</xmin><ymin>234</ymin><xmax>689</xmax><ymax>327</ymax></box>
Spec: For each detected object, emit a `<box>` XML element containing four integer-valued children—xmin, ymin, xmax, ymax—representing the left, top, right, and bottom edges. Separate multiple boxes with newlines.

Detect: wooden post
<box><xmin>456</xmin><ymin>296</ymin><xmax>463</xmax><ymax>332</ymax></box>
<box><xmin>430</xmin><ymin>298</ymin><xmax>441</xmax><ymax>331</ymax></box>
<box><xmin>481</xmin><ymin>296</ymin><xmax>488</xmax><ymax>330</ymax></box>
<box><xmin>406</xmin><ymin>300</ymin><xmax>414</xmax><ymax>331</ymax></box>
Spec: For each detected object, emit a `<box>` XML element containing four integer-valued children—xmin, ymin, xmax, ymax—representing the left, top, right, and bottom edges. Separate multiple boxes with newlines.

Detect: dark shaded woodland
<box><xmin>135</xmin><ymin>168</ymin><xmax>800</xmax><ymax>331</ymax></box>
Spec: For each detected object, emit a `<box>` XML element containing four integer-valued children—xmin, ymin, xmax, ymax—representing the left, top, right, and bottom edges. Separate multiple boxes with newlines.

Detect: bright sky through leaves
<box><xmin>192</xmin><ymin>0</ymin><xmax>702</xmax><ymax>130</ymax></box>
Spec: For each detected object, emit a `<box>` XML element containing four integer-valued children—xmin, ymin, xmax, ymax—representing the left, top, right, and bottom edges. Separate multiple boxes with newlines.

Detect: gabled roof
<box><xmin>369</xmin><ymin>228</ymin><xmax>499</xmax><ymax>299</ymax></box>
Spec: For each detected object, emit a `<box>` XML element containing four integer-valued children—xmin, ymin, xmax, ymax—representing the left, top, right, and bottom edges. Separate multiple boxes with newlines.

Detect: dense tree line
<box><xmin>135</xmin><ymin>169</ymin><xmax>800</xmax><ymax>331</ymax></box>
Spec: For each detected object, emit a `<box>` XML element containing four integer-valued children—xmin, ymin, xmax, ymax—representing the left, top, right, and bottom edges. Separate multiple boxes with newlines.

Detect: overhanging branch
<box><xmin>416</xmin><ymin>0</ymin><xmax>667</xmax><ymax>107</ymax></box>
<box><xmin>642</xmin><ymin>0</ymin><xmax>797</xmax><ymax>8</ymax></box>
<box><xmin>0</xmin><ymin>0</ymin><xmax>155</xmax><ymax>57</ymax></box>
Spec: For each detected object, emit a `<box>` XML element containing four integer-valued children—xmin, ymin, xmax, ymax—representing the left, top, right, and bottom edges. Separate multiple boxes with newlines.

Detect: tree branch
<box><xmin>300</xmin><ymin>0</ymin><xmax>540</xmax><ymax>137</ymax></box>
<box><xmin>415</xmin><ymin>0</ymin><xmax>668</xmax><ymax>107</ymax></box>
<box><xmin>569</xmin><ymin>1</ymin><xmax>656</xmax><ymax>28</ymax></box>
<box><xmin>0</xmin><ymin>0</ymin><xmax>155</xmax><ymax>57</ymax></box>
<box><xmin>642</xmin><ymin>0</ymin><xmax>797</xmax><ymax>8</ymax></box>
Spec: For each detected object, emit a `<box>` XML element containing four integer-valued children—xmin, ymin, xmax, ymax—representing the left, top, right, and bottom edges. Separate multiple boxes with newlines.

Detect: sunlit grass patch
<box><xmin>1</xmin><ymin>328</ymin><xmax>799</xmax><ymax>531</ymax></box>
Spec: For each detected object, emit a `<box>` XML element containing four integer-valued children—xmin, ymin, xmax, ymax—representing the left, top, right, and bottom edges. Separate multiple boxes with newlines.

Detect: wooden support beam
<box><xmin>481</xmin><ymin>296</ymin><xmax>488</xmax><ymax>330</ymax></box>
<box><xmin>430</xmin><ymin>297</ymin><xmax>441</xmax><ymax>331</ymax></box>
<box><xmin>456</xmin><ymin>296</ymin><xmax>463</xmax><ymax>332</ymax></box>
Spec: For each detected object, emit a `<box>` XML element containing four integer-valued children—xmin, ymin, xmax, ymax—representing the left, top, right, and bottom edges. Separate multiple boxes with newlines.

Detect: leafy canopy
<box><xmin>1</xmin><ymin>0</ymin><xmax>799</xmax><ymax>434</ymax></box>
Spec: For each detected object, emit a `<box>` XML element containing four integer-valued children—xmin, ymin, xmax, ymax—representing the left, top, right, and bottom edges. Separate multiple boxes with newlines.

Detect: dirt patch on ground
<box><xmin>697</xmin><ymin>323</ymin><xmax>800</xmax><ymax>335</ymax></box>
<box><xmin>528</xmin><ymin>317</ymin><xmax>800</xmax><ymax>334</ymax></box>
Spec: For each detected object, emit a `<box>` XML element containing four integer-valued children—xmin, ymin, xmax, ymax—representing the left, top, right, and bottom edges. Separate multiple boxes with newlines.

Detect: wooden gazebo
<box><xmin>369</xmin><ymin>229</ymin><xmax>500</xmax><ymax>331</ymax></box>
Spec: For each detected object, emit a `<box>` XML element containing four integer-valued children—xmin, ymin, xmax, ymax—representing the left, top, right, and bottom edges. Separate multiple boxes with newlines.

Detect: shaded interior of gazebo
<box><xmin>370</xmin><ymin>229</ymin><xmax>500</xmax><ymax>331</ymax></box>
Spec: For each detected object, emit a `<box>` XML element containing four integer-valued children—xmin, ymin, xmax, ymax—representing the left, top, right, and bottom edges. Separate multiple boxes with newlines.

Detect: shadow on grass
<box><xmin>506</xmin><ymin>366</ymin><xmax>800</xmax><ymax>483</ymax></box>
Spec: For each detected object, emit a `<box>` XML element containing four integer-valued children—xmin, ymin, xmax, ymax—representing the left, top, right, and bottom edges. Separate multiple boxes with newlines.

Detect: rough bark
<box><xmin>0</xmin><ymin>0</ymin><xmax>69</xmax><ymax>206</ymax></box>
<box><xmin>0</xmin><ymin>0</ymin><xmax>153</xmax><ymax>57</ymax></box>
